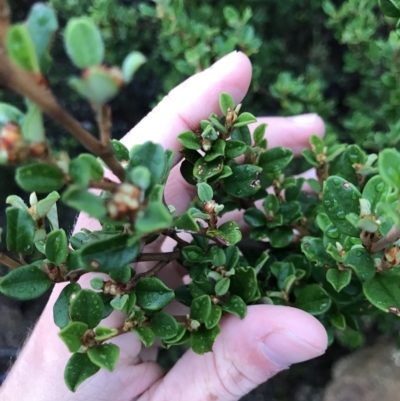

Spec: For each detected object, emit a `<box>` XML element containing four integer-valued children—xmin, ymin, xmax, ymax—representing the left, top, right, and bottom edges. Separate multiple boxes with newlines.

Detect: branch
<box><xmin>0</xmin><ymin>56</ymin><xmax>125</xmax><ymax>181</ymax></box>
<box><xmin>0</xmin><ymin>253</ymin><xmax>20</xmax><ymax>269</ymax></box>
<box><xmin>198</xmin><ymin>227</ymin><xmax>229</xmax><ymax>246</ymax></box>
<box><xmin>370</xmin><ymin>225</ymin><xmax>400</xmax><ymax>254</ymax></box>
<box><xmin>97</xmin><ymin>105</ymin><xmax>112</xmax><ymax>147</ymax></box>
<box><xmin>0</xmin><ymin>0</ymin><xmax>10</xmax><ymax>48</ymax></box>
<box><xmin>89</xmin><ymin>179</ymin><xmax>119</xmax><ymax>192</ymax></box>
<box><xmin>128</xmin><ymin>260</ymin><xmax>170</xmax><ymax>287</ymax></box>
<box><xmin>136</xmin><ymin>250</ymin><xmax>181</xmax><ymax>262</ymax></box>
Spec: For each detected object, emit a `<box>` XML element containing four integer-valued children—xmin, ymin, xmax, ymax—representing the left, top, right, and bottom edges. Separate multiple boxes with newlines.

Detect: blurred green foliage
<box><xmin>1</xmin><ymin>0</ymin><xmax>399</xmax><ymax>219</ymax></box>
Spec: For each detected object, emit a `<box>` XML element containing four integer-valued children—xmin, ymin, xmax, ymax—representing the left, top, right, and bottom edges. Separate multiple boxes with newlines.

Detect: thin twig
<box><xmin>89</xmin><ymin>179</ymin><xmax>119</xmax><ymax>192</ymax></box>
<box><xmin>0</xmin><ymin>253</ymin><xmax>20</xmax><ymax>269</ymax></box>
<box><xmin>97</xmin><ymin>105</ymin><xmax>112</xmax><ymax>147</ymax></box>
<box><xmin>370</xmin><ymin>226</ymin><xmax>400</xmax><ymax>254</ymax></box>
<box><xmin>163</xmin><ymin>230</ymin><xmax>190</xmax><ymax>247</ymax></box>
<box><xmin>0</xmin><ymin>0</ymin><xmax>10</xmax><ymax>48</ymax></box>
<box><xmin>0</xmin><ymin>45</ymin><xmax>125</xmax><ymax>181</ymax></box>
<box><xmin>128</xmin><ymin>260</ymin><xmax>170</xmax><ymax>287</ymax></box>
<box><xmin>136</xmin><ymin>250</ymin><xmax>181</xmax><ymax>262</ymax></box>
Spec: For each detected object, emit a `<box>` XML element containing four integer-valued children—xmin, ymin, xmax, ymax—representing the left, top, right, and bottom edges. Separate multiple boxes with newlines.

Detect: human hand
<box><xmin>0</xmin><ymin>51</ymin><xmax>327</xmax><ymax>401</ymax></box>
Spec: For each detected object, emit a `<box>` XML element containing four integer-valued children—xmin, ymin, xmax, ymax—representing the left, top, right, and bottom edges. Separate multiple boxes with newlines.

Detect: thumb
<box><xmin>138</xmin><ymin>305</ymin><xmax>328</xmax><ymax>401</ymax></box>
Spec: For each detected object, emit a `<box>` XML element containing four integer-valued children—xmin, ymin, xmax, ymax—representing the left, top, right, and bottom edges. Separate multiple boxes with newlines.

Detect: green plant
<box><xmin>2</xmin><ymin>0</ymin><xmax>400</xmax><ymax>393</ymax></box>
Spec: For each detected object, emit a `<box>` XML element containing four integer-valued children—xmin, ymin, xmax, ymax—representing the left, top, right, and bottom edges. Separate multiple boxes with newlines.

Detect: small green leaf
<box><xmin>231</xmin><ymin>126</ymin><xmax>251</xmax><ymax>145</ymax></box>
<box><xmin>122</xmin><ymin>51</ymin><xmax>146</xmax><ymax>83</ymax></box>
<box><xmin>343</xmin><ymin>247</ymin><xmax>375</xmax><ymax>281</ymax></box>
<box><xmin>53</xmin><ymin>283</ymin><xmax>81</xmax><ymax>328</ymax></box>
<box><xmin>35</xmin><ymin>191</ymin><xmax>60</xmax><ymax>219</ymax></box>
<box><xmin>225</xmin><ymin>140</ymin><xmax>247</xmax><ymax>159</ymax></box>
<box><xmin>121</xmin><ymin>292</ymin><xmax>137</xmax><ymax>314</ymax></box>
<box><xmin>111</xmin><ymin>140</ymin><xmax>129</xmax><ymax>161</ymax></box>
<box><xmin>6</xmin><ymin>24</ymin><xmax>39</xmax><ymax>72</ymax></box>
<box><xmin>224</xmin><ymin>246</ymin><xmax>239</xmax><ymax>269</ymax></box>
<box><xmin>182</xmin><ymin>245</ymin><xmax>205</xmax><ymax>262</ymax></box>
<box><xmin>234</xmin><ymin>112</ymin><xmax>257</xmax><ymax>128</ymax></box>
<box><xmin>230</xmin><ymin>266</ymin><xmax>259</xmax><ymax>302</ymax></box>
<box><xmin>62</xmin><ymin>186</ymin><xmax>107</xmax><ymax>220</ymax></box>
<box><xmin>6</xmin><ymin>207</ymin><xmax>35</xmax><ymax>254</ymax></box>
<box><xmin>45</xmin><ymin>229</ymin><xmax>68</xmax><ymax>265</ymax></box>
<box><xmin>362</xmin><ymin>176</ymin><xmax>389</xmax><ymax>214</ymax></box>
<box><xmin>197</xmin><ymin>182</ymin><xmax>213</xmax><ymax>202</ymax></box>
<box><xmin>79</xmin><ymin>234</ymin><xmax>140</xmax><ymax>272</ymax></box>
<box><xmin>26</xmin><ymin>3</ymin><xmax>58</xmax><ymax>71</ymax></box>
<box><xmin>133</xmin><ymin>327</ymin><xmax>155</xmax><ymax>347</ymax></box>
<box><xmin>322</xmin><ymin>176</ymin><xmax>361</xmax><ymax>237</ymax></box>
<box><xmin>22</xmin><ymin>105</ymin><xmax>45</xmax><ymax>143</ymax></box>
<box><xmin>215</xmin><ymin>277</ymin><xmax>230</xmax><ymax>296</ymax></box>
<box><xmin>64</xmin><ymin>17</ymin><xmax>104</xmax><ymax>68</ymax></box>
<box><xmin>223</xmin><ymin>164</ymin><xmax>262</xmax><ymax>198</ymax></box>
<box><xmin>93</xmin><ymin>326</ymin><xmax>118</xmax><ymax>341</ymax></box>
<box><xmin>70</xmin><ymin>70</ymin><xmax>119</xmax><ymax>106</ymax></box>
<box><xmin>259</xmin><ymin>147</ymin><xmax>294</xmax><ymax>173</ymax></box>
<box><xmin>87</xmin><ymin>344</ymin><xmax>120</xmax><ymax>372</ymax></box>
<box><xmin>212</xmin><ymin>221</ymin><xmax>242</xmax><ymax>245</ymax></box>
<box><xmin>379</xmin><ymin>0</ymin><xmax>400</xmax><ymax>18</ymax></box>
<box><xmin>178</xmin><ymin>130</ymin><xmax>200</xmax><ymax>150</ymax></box>
<box><xmin>326</xmin><ymin>269</ymin><xmax>352</xmax><ymax>292</ymax></box>
<box><xmin>363</xmin><ymin>270</ymin><xmax>400</xmax><ymax>313</ymax></box>
<box><xmin>150</xmin><ymin>312</ymin><xmax>179</xmax><ymax>339</ymax></box>
<box><xmin>378</xmin><ymin>149</ymin><xmax>400</xmax><ymax>192</ymax></box>
<box><xmin>295</xmin><ymin>284</ymin><xmax>331</xmax><ymax>316</ymax></box>
<box><xmin>222</xmin><ymin>295</ymin><xmax>247</xmax><ymax>319</ymax></box>
<box><xmin>219</xmin><ymin>92</ymin><xmax>235</xmax><ymax>116</ymax></box>
<box><xmin>302</xmin><ymin>148</ymin><xmax>318</xmax><ymax>167</ymax></box>
<box><xmin>269</xmin><ymin>227</ymin><xmax>294</xmax><ymax>248</ymax></box>
<box><xmin>90</xmin><ymin>277</ymin><xmax>104</xmax><ymax>290</ymax></box>
<box><xmin>205</xmin><ymin>305</ymin><xmax>222</xmax><ymax>329</ymax></box>
<box><xmin>193</xmin><ymin>157</ymin><xmax>224</xmax><ymax>181</ymax></box>
<box><xmin>16</xmin><ymin>163</ymin><xmax>64</xmax><ymax>193</ymax></box>
<box><xmin>174</xmin><ymin>211</ymin><xmax>199</xmax><ymax>231</ymax></box>
<box><xmin>263</xmin><ymin>194</ymin><xmax>280</xmax><ymax>214</ymax></box>
<box><xmin>190</xmin><ymin>325</ymin><xmax>221</xmax><ymax>354</ymax></box>
<box><xmin>270</xmin><ymin>262</ymin><xmax>295</xmax><ymax>291</ymax></box>
<box><xmin>136</xmin><ymin>277</ymin><xmax>174</xmax><ymax>310</ymax></box>
<box><xmin>110</xmin><ymin>294</ymin><xmax>129</xmax><ymax>310</ymax></box>
<box><xmin>0</xmin><ymin>261</ymin><xmax>51</xmax><ymax>300</ymax></box>
<box><xmin>204</xmin><ymin>139</ymin><xmax>226</xmax><ymax>162</ymax></box>
<box><xmin>190</xmin><ymin>294</ymin><xmax>212</xmax><ymax>323</ymax></box>
<box><xmin>253</xmin><ymin>123</ymin><xmax>267</xmax><ymax>146</ymax></box>
<box><xmin>59</xmin><ymin>321</ymin><xmax>88</xmax><ymax>352</ymax></box>
<box><xmin>135</xmin><ymin>201</ymin><xmax>172</xmax><ymax>233</ymax></box>
<box><xmin>302</xmin><ymin>237</ymin><xmax>336</xmax><ymax>269</ymax></box>
<box><xmin>330</xmin><ymin>312</ymin><xmax>346</xmax><ymax>330</ymax></box>
<box><xmin>130</xmin><ymin>142</ymin><xmax>165</xmax><ymax>187</ymax></box>
<box><xmin>69</xmin><ymin>289</ymin><xmax>104</xmax><ymax>328</ymax></box>
<box><xmin>128</xmin><ymin>166</ymin><xmax>151</xmax><ymax>190</ymax></box>
<box><xmin>243</xmin><ymin>207</ymin><xmax>267</xmax><ymax>227</ymax></box>
<box><xmin>64</xmin><ymin>353</ymin><xmax>100</xmax><ymax>392</ymax></box>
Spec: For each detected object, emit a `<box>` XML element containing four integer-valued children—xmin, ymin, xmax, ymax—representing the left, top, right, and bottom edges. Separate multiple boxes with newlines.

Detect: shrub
<box><xmin>2</xmin><ymin>0</ymin><xmax>400</xmax><ymax>393</ymax></box>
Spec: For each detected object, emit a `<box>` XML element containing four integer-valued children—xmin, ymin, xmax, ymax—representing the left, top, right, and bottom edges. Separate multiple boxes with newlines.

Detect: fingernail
<box><xmin>262</xmin><ymin>330</ymin><xmax>325</xmax><ymax>368</ymax></box>
<box><xmin>287</xmin><ymin>113</ymin><xmax>318</xmax><ymax>126</ymax></box>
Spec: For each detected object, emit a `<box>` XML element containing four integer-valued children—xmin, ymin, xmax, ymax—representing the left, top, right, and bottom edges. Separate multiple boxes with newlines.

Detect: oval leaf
<box><xmin>87</xmin><ymin>343</ymin><xmax>120</xmax><ymax>372</ymax></box>
<box><xmin>45</xmin><ymin>229</ymin><xmax>68</xmax><ymax>265</ymax></box>
<box><xmin>69</xmin><ymin>289</ymin><xmax>104</xmax><ymax>328</ymax></box>
<box><xmin>295</xmin><ymin>284</ymin><xmax>331</xmax><ymax>315</ymax></box>
<box><xmin>64</xmin><ymin>352</ymin><xmax>100</xmax><ymax>392</ymax></box>
<box><xmin>64</xmin><ymin>17</ymin><xmax>104</xmax><ymax>68</ymax></box>
<box><xmin>16</xmin><ymin>163</ymin><xmax>64</xmax><ymax>193</ymax></box>
<box><xmin>0</xmin><ymin>261</ymin><xmax>51</xmax><ymax>300</ymax></box>
<box><xmin>136</xmin><ymin>277</ymin><xmax>174</xmax><ymax>310</ymax></box>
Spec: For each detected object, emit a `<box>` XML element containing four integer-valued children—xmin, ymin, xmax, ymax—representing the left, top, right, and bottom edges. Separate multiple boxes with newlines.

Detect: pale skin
<box><xmin>0</xmin><ymin>51</ymin><xmax>328</xmax><ymax>401</ymax></box>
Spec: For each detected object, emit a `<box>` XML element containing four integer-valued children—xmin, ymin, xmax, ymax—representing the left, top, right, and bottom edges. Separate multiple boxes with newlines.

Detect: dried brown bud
<box><xmin>107</xmin><ymin>183</ymin><xmax>141</xmax><ymax>220</ymax></box>
<box><xmin>225</xmin><ymin>109</ymin><xmax>238</xmax><ymax>127</ymax></box>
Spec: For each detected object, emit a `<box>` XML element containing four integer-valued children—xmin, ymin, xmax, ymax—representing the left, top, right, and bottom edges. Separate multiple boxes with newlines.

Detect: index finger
<box><xmin>120</xmin><ymin>51</ymin><xmax>252</xmax><ymax>164</ymax></box>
